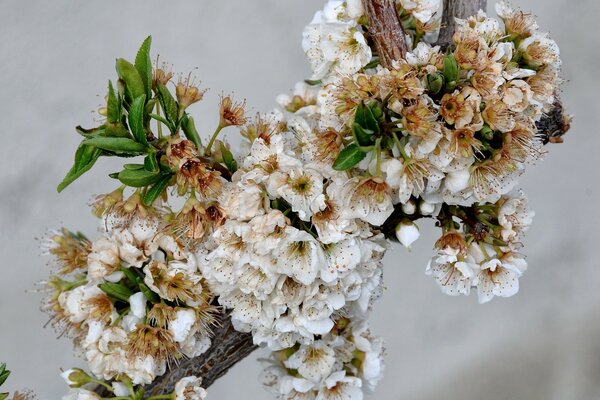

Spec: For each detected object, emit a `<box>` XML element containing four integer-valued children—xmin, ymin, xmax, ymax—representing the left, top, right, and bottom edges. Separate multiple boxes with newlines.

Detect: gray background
<box><xmin>1</xmin><ymin>0</ymin><xmax>599</xmax><ymax>399</ymax></box>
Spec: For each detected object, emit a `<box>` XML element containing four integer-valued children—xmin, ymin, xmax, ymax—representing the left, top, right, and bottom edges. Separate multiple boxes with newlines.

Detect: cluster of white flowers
<box><xmin>426</xmin><ymin>190</ymin><xmax>534</xmax><ymax>303</ymax></box>
<box><xmin>44</xmin><ymin>193</ymin><xmax>217</xmax><ymax>390</ymax></box>
<box><xmin>260</xmin><ymin>319</ymin><xmax>384</xmax><ymax>400</ymax></box>
<box><xmin>202</xmin><ymin>124</ymin><xmax>387</xmax><ymax>349</ymax></box>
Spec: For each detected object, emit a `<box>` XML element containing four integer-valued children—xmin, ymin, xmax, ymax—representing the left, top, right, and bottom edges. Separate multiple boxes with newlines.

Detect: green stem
<box><xmin>373</xmin><ymin>138</ymin><xmax>383</xmax><ymax>178</ymax></box>
<box><xmin>155</xmin><ymin>102</ymin><xmax>163</xmax><ymax>139</ymax></box>
<box><xmin>147</xmin><ymin>395</ymin><xmax>175</xmax><ymax>400</ymax></box>
<box><xmin>90</xmin><ymin>378</ymin><xmax>113</xmax><ymax>392</ymax></box>
<box><xmin>391</xmin><ymin>132</ymin><xmax>411</xmax><ymax>161</ymax></box>
<box><xmin>205</xmin><ymin>123</ymin><xmax>224</xmax><ymax>156</ymax></box>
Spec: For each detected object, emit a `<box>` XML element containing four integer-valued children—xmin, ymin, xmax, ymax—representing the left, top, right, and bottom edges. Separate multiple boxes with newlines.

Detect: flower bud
<box><xmin>426</xmin><ymin>72</ymin><xmax>444</xmax><ymax>94</ymax></box>
<box><xmin>480</xmin><ymin>125</ymin><xmax>494</xmax><ymax>141</ymax></box>
<box><xmin>396</xmin><ymin>220</ymin><xmax>420</xmax><ymax>248</ymax></box>
<box><xmin>61</xmin><ymin>368</ymin><xmax>91</xmax><ymax>388</ymax></box>
<box><xmin>419</xmin><ymin>201</ymin><xmax>436</xmax><ymax>216</ymax></box>
<box><xmin>401</xmin><ymin>199</ymin><xmax>416</xmax><ymax>215</ymax></box>
<box><xmin>443</xmin><ymin>54</ymin><xmax>459</xmax><ymax>90</ymax></box>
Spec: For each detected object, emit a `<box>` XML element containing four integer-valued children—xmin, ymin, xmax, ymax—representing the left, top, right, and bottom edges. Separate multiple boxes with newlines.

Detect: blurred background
<box><xmin>1</xmin><ymin>0</ymin><xmax>599</xmax><ymax>399</ymax></box>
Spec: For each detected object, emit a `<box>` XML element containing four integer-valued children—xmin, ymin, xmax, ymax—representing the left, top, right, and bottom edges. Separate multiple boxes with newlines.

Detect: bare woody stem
<box><xmin>362</xmin><ymin>0</ymin><xmax>408</xmax><ymax>68</ymax></box>
<box><xmin>95</xmin><ymin>1</ymin><xmax>569</xmax><ymax>395</ymax></box>
<box><xmin>438</xmin><ymin>0</ymin><xmax>488</xmax><ymax>46</ymax></box>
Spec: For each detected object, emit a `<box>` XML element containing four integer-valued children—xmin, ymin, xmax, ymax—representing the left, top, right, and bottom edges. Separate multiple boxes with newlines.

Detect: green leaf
<box><xmin>332</xmin><ymin>144</ymin><xmax>367</xmax><ymax>171</ymax></box>
<box><xmin>117</xmin><ymin>168</ymin><xmax>161</xmax><ymax>187</ymax></box>
<box><xmin>57</xmin><ymin>144</ymin><xmax>103</xmax><ymax>192</ymax></box>
<box><xmin>220</xmin><ymin>142</ymin><xmax>238</xmax><ymax>173</ymax></box>
<box><xmin>121</xmin><ymin>267</ymin><xmax>140</xmax><ymax>285</ymax></box>
<box><xmin>75</xmin><ymin>125</ymin><xmax>105</xmax><ymax>138</ymax></box>
<box><xmin>83</xmin><ymin>137</ymin><xmax>147</xmax><ymax>155</ymax></box>
<box><xmin>352</xmin><ymin>123</ymin><xmax>374</xmax><ymax>146</ymax></box>
<box><xmin>143</xmin><ymin>173</ymin><xmax>172</xmax><ymax>206</ymax></box>
<box><xmin>98</xmin><ymin>282</ymin><xmax>135</xmax><ymax>302</ymax></box>
<box><xmin>128</xmin><ymin>95</ymin><xmax>148</xmax><ymax>145</ymax></box>
<box><xmin>116</xmin><ymin>58</ymin><xmax>146</xmax><ymax>103</ymax></box>
<box><xmin>107</xmin><ymin>81</ymin><xmax>121</xmax><ymax>123</ymax></box>
<box><xmin>105</xmin><ymin>122</ymin><xmax>131</xmax><ymax>138</ymax></box>
<box><xmin>150</xmin><ymin>113</ymin><xmax>173</xmax><ymax>131</ymax></box>
<box><xmin>156</xmin><ymin>82</ymin><xmax>178</xmax><ymax>126</ymax></box>
<box><xmin>304</xmin><ymin>79</ymin><xmax>323</xmax><ymax>86</ymax></box>
<box><xmin>144</xmin><ymin>153</ymin><xmax>159</xmax><ymax>172</ymax></box>
<box><xmin>123</xmin><ymin>163</ymin><xmax>145</xmax><ymax>170</ymax></box>
<box><xmin>139</xmin><ymin>282</ymin><xmax>160</xmax><ymax>303</ymax></box>
<box><xmin>354</xmin><ymin>102</ymin><xmax>366</xmax><ymax>128</ymax></box>
<box><xmin>0</xmin><ymin>364</ymin><xmax>10</xmax><ymax>387</ymax></box>
<box><xmin>364</xmin><ymin>103</ymin><xmax>380</xmax><ymax>134</ymax></box>
<box><xmin>134</xmin><ymin>36</ymin><xmax>153</xmax><ymax>98</ymax></box>
<box><xmin>181</xmin><ymin>114</ymin><xmax>202</xmax><ymax>150</ymax></box>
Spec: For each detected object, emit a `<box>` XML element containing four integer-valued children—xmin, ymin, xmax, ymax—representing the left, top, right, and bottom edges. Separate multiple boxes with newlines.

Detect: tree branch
<box><xmin>362</xmin><ymin>0</ymin><xmax>408</xmax><ymax>68</ymax></box>
<box><xmin>144</xmin><ymin>314</ymin><xmax>257</xmax><ymax>395</ymax></box>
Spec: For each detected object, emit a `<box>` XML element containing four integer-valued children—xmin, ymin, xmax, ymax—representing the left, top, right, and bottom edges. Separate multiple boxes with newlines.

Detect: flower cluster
<box><xmin>260</xmin><ymin>319</ymin><xmax>384</xmax><ymax>400</ymax></box>
<box><xmin>44</xmin><ymin>192</ymin><xmax>219</xmax><ymax>390</ymax></box>
<box><xmin>202</xmin><ymin>117</ymin><xmax>388</xmax><ymax>350</ymax></box>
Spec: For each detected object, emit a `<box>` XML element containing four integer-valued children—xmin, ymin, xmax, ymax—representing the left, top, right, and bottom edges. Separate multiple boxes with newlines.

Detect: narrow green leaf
<box><xmin>139</xmin><ymin>283</ymin><xmax>160</xmax><ymax>303</ymax></box>
<box><xmin>156</xmin><ymin>82</ymin><xmax>179</xmax><ymax>126</ymax></box>
<box><xmin>355</xmin><ymin>102</ymin><xmax>366</xmax><ymax>128</ymax></box>
<box><xmin>220</xmin><ymin>142</ymin><xmax>238</xmax><ymax>173</ymax></box>
<box><xmin>352</xmin><ymin>123</ymin><xmax>374</xmax><ymax>147</ymax></box>
<box><xmin>0</xmin><ymin>393</ymin><xmax>8</xmax><ymax>400</ymax></box>
<box><xmin>107</xmin><ymin>81</ymin><xmax>121</xmax><ymax>123</ymax></box>
<box><xmin>57</xmin><ymin>144</ymin><xmax>103</xmax><ymax>192</ymax></box>
<box><xmin>304</xmin><ymin>79</ymin><xmax>323</xmax><ymax>86</ymax></box>
<box><xmin>364</xmin><ymin>104</ymin><xmax>380</xmax><ymax>134</ymax></box>
<box><xmin>134</xmin><ymin>36</ymin><xmax>152</xmax><ymax>98</ymax></box>
<box><xmin>121</xmin><ymin>268</ymin><xmax>140</xmax><ymax>285</ymax></box>
<box><xmin>98</xmin><ymin>282</ymin><xmax>134</xmax><ymax>302</ymax></box>
<box><xmin>108</xmin><ymin>172</ymin><xmax>120</xmax><ymax>179</ymax></box>
<box><xmin>117</xmin><ymin>168</ymin><xmax>161</xmax><ymax>187</ymax></box>
<box><xmin>144</xmin><ymin>153</ymin><xmax>159</xmax><ymax>172</ymax></box>
<box><xmin>181</xmin><ymin>114</ymin><xmax>202</xmax><ymax>150</ymax></box>
<box><xmin>143</xmin><ymin>173</ymin><xmax>172</xmax><ymax>206</ymax></box>
<box><xmin>116</xmin><ymin>58</ymin><xmax>146</xmax><ymax>102</ymax></box>
<box><xmin>0</xmin><ymin>367</ymin><xmax>10</xmax><ymax>386</ymax></box>
<box><xmin>150</xmin><ymin>113</ymin><xmax>173</xmax><ymax>131</ymax></box>
<box><xmin>123</xmin><ymin>163</ymin><xmax>145</xmax><ymax>170</ymax></box>
<box><xmin>128</xmin><ymin>95</ymin><xmax>148</xmax><ymax>145</ymax></box>
<box><xmin>83</xmin><ymin>137</ymin><xmax>147</xmax><ymax>155</ymax></box>
<box><xmin>332</xmin><ymin>144</ymin><xmax>367</xmax><ymax>171</ymax></box>
<box><xmin>105</xmin><ymin>122</ymin><xmax>130</xmax><ymax>138</ymax></box>
<box><xmin>75</xmin><ymin>125</ymin><xmax>105</xmax><ymax>138</ymax></box>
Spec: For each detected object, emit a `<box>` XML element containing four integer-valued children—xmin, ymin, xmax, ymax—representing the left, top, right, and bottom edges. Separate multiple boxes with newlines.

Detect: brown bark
<box><xmin>96</xmin><ymin>1</ymin><xmax>570</xmax><ymax>395</ymax></box>
<box><xmin>362</xmin><ymin>0</ymin><xmax>408</xmax><ymax>68</ymax></box>
<box><xmin>438</xmin><ymin>0</ymin><xmax>488</xmax><ymax>47</ymax></box>
<box><xmin>143</xmin><ymin>314</ymin><xmax>257</xmax><ymax>395</ymax></box>
<box><xmin>94</xmin><ymin>312</ymin><xmax>257</xmax><ymax>396</ymax></box>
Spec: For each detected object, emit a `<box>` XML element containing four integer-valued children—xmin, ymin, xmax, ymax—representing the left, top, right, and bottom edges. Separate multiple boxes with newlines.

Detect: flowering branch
<box><xmin>40</xmin><ymin>1</ymin><xmax>571</xmax><ymax>399</ymax></box>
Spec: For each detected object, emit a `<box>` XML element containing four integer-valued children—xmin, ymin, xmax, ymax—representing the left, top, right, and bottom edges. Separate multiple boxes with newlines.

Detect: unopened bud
<box><xmin>426</xmin><ymin>72</ymin><xmax>444</xmax><ymax>94</ymax></box>
<box><xmin>396</xmin><ymin>220</ymin><xmax>420</xmax><ymax>248</ymax></box>
<box><xmin>419</xmin><ymin>201</ymin><xmax>436</xmax><ymax>216</ymax></box>
<box><xmin>401</xmin><ymin>199</ymin><xmax>417</xmax><ymax>215</ymax></box>
<box><xmin>443</xmin><ymin>54</ymin><xmax>459</xmax><ymax>86</ymax></box>
<box><xmin>61</xmin><ymin>368</ymin><xmax>91</xmax><ymax>388</ymax></box>
<box><xmin>480</xmin><ymin>125</ymin><xmax>494</xmax><ymax>141</ymax></box>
